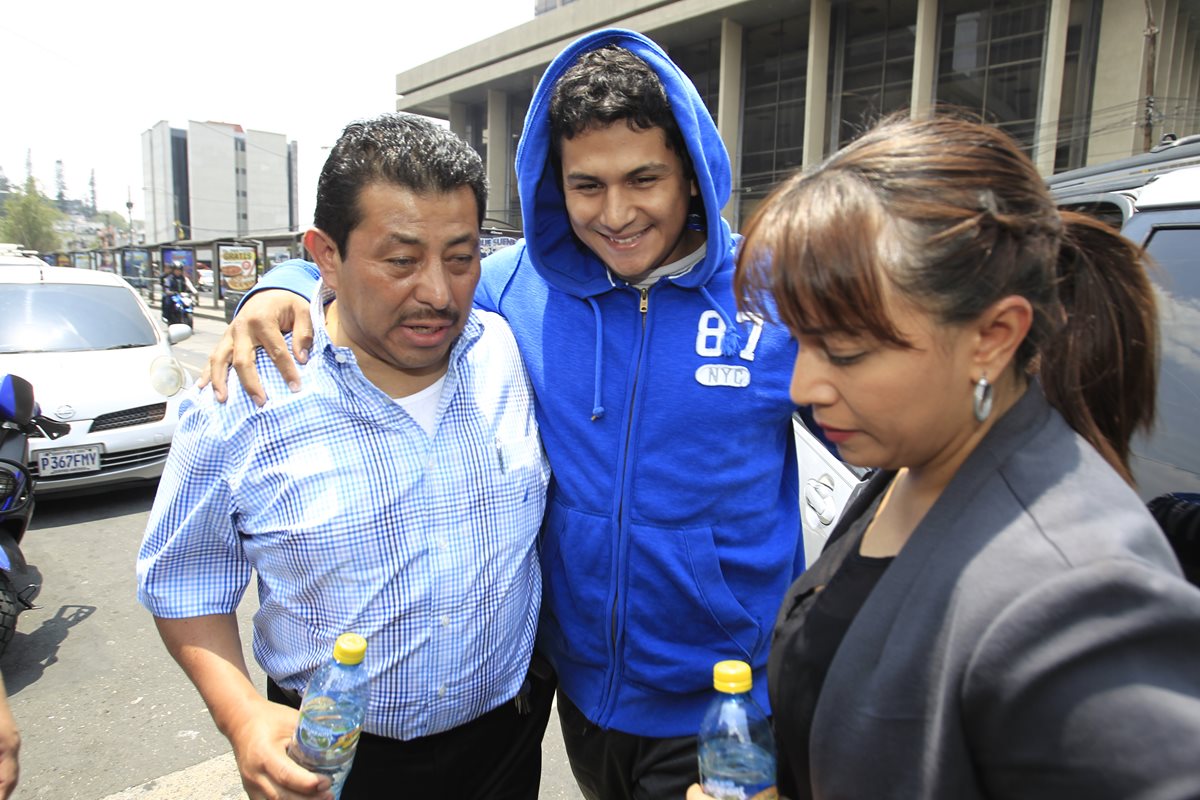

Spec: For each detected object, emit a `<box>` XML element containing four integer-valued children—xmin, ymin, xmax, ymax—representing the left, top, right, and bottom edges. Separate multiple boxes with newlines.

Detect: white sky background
<box><xmin>1</xmin><ymin>0</ymin><xmax>536</xmax><ymax>228</ymax></box>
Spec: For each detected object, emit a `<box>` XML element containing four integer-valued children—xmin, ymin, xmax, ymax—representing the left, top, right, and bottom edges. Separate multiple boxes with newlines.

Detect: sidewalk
<box><xmin>193</xmin><ymin>302</ymin><xmax>227</xmax><ymax>322</ymax></box>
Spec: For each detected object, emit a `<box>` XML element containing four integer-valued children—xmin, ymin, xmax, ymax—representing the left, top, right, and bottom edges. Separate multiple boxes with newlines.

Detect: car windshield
<box><xmin>0</xmin><ymin>283</ymin><xmax>157</xmax><ymax>353</ymax></box>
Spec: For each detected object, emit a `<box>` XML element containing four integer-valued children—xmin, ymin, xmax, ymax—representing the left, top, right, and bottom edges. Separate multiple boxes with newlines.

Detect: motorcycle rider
<box><xmin>161</xmin><ymin>264</ymin><xmax>196</xmax><ymax>325</ymax></box>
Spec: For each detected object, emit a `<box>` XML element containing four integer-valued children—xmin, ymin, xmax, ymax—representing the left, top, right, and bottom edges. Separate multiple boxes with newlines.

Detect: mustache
<box><xmin>395</xmin><ymin>307</ymin><xmax>459</xmax><ymax>326</ymax></box>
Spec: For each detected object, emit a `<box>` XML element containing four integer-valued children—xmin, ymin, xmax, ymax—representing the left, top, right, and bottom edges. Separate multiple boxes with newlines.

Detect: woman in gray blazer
<box><xmin>692</xmin><ymin>114</ymin><xmax>1200</xmax><ymax>800</ymax></box>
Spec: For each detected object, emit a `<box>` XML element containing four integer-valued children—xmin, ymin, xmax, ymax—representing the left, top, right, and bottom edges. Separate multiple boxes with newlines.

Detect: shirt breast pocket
<box><xmin>496</xmin><ymin>433</ymin><xmax>544</xmax><ymax>475</ymax></box>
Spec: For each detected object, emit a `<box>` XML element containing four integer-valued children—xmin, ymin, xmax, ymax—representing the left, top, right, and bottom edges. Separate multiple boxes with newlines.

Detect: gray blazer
<box><xmin>794</xmin><ymin>385</ymin><xmax>1200</xmax><ymax>799</ymax></box>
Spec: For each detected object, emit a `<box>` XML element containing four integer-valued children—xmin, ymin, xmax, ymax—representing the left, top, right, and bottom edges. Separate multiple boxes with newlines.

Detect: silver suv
<box><xmin>1048</xmin><ymin>155</ymin><xmax>1200</xmax><ymax>502</ymax></box>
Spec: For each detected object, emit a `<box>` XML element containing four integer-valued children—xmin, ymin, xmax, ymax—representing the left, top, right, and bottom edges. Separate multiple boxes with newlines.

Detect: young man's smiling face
<box><xmin>560</xmin><ymin>122</ymin><xmax>705</xmax><ymax>284</ymax></box>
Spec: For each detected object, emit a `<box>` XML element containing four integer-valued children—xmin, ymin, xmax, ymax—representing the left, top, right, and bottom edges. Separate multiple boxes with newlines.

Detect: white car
<box><xmin>0</xmin><ymin>266</ymin><xmax>193</xmax><ymax>495</ymax></box>
<box><xmin>0</xmin><ymin>244</ymin><xmax>49</xmax><ymax>268</ymax></box>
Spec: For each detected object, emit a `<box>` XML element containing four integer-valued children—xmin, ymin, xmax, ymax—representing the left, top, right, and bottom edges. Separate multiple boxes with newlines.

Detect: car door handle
<box><xmin>803</xmin><ymin>475</ymin><xmax>838</xmax><ymax>526</ymax></box>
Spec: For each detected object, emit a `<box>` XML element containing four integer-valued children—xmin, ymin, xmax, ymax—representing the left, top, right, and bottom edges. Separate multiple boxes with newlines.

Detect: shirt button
<box><xmin>438</xmin><ymin>685</ymin><xmax>447</xmax><ymax>697</ymax></box>
<box><xmin>335</xmin><ymin>353</ymin><xmax>347</xmax><ymax>364</ymax></box>
<box><xmin>441</xmin><ymin>615</ymin><xmax>450</xmax><ymax>627</ymax></box>
<box><xmin>438</xmin><ymin>537</ymin><xmax>448</xmax><ymax>550</ymax></box>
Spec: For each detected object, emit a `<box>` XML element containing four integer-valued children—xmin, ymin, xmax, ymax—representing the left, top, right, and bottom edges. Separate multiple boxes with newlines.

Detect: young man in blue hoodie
<box><xmin>205</xmin><ymin>29</ymin><xmax>803</xmax><ymax>798</ymax></box>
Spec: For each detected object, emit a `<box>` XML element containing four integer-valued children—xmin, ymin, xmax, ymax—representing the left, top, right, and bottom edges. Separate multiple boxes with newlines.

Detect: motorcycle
<box><xmin>164</xmin><ymin>290</ymin><xmax>195</xmax><ymax>328</ymax></box>
<box><xmin>0</xmin><ymin>374</ymin><xmax>69</xmax><ymax>655</ymax></box>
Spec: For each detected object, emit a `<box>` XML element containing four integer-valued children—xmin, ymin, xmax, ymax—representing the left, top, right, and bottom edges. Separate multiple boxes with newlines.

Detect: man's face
<box><xmin>319</xmin><ymin>182</ymin><xmax>480</xmax><ymax>389</ymax></box>
<box><xmin>560</xmin><ymin>122</ymin><xmax>703</xmax><ymax>284</ymax></box>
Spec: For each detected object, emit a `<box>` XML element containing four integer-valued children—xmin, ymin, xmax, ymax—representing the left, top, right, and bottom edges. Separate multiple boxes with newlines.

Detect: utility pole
<box><xmin>126</xmin><ymin>188</ymin><xmax>135</xmax><ymax>246</ymax></box>
<box><xmin>55</xmin><ymin>160</ymin><xmax>66</xmax><ymax>210</ymax></box>
<box><xmin>1143</xmin><ymin>0</ymin><xmax>1159</xmax><ymax>152</ymax></box>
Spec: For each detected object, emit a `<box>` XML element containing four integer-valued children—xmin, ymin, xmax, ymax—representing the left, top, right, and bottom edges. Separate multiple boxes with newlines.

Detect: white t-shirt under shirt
<box><xmin>394</xmin><ymin>374</ymin><xmax>446</xmax><ymax>437</ymax></box>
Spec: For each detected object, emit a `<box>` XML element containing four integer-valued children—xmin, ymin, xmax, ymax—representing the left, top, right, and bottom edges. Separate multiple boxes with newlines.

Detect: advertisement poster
<box><xmin>97</xmin><ymin>251</ymin><xmax>117</xmax><ymax>273</ymax></box>
<box><xmin>217</xmin><ymin>244</ymin><xmax>258</xmax><ymax>293</ymax></box>
<box><xmin>72</xmin><ymin>252</ymin><xmax>91</xmax><ymax>270</ymax></box>
<box><xmin>122</xmin><ymin>249</ymin><xmax>151</xmax><ymax>286</ymax></box>
<box><xmin>161</xmin><ymin>247</ymin><xmax>196</xmax><ymax>282</ymax></box>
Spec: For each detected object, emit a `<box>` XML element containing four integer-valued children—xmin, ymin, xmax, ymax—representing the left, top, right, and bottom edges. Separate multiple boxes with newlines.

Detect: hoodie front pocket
<box><xmin>539</xmin><ymin>499</ymin><xmax>613</xmax><ymax>669</ymax></box>
<box><xmin>622</xmin><ymin>522</ymin><xmax>763</xmax><ymax>691</ymax></box>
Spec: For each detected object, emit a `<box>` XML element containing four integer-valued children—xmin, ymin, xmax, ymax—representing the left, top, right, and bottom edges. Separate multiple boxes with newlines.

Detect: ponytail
<box><xmin>1038</xmin><ymin>211</ymin><xmax>1158</xmax><ymax>485</ymax></box>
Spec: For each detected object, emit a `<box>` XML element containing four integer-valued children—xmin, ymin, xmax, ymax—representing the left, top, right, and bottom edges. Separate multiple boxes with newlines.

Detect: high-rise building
<box><xmin>141</xmin><ymin>121</ymin><xmax>298</xmax><ymax>245</ymax></box>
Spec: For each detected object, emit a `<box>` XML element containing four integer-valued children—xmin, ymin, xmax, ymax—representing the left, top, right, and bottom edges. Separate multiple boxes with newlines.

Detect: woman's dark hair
<box><xmin>736</xmin><ymin>112</ymin><xmax>1158</xmax><ymax>484</ymax></box>
<box><xmin>313</xmin><ymin>113</ymin><xmax>487</xmax><ymax>257</ymax></box>
<box><xmin>548</xmin><ymin>44</ymin><xmax>691</xmax><ymax>175</ymax></box>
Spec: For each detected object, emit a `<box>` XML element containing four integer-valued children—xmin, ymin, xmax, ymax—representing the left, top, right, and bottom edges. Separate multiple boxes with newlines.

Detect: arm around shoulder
<box><xmin>235</xmin><ymin>259</ymin><xmax>321</xmax><ymax>315</ymax></box>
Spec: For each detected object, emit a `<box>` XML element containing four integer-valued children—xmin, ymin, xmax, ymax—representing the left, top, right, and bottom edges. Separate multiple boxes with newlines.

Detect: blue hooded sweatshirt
<box><xmin>247</xmin><ymin>28</ymin><xmax>803</xmax><ymax>737</ymax></box>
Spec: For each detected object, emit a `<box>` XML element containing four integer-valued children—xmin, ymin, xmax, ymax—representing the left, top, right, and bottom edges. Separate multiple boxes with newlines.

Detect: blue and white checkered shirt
<box><xmin>138</xmin><ymin>284</ymin><xmax>549</xmax><ymax>740</ymax></box>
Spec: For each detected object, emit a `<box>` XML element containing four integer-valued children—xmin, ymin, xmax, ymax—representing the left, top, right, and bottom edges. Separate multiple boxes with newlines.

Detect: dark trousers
<box><xmin>269</xmin><ymin>660</ymin><xmax>556</xmax><ymax>800</ymax></box>
<box><xmin>557</xmin><ymin>690</ymin><xmax>699</xmax><ymax>800</ymax></box>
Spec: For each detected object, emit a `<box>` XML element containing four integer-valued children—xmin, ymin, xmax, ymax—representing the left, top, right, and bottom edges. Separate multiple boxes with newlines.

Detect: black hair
<box><xmin>548</xmin><ymin>45</ymin><xmax>691</xmax><ymax>175</ymax></box>
<box><xmin>313</xmin><ymin>113</ymin><xmax>487</xmax><ymax>257</ymax></box>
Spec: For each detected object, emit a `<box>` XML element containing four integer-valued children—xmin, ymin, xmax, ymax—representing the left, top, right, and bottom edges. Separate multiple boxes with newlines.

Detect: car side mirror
<box><xmin>0</xmin><ymin>375</ymin><xmax>35</xmax><ymax>427</ymax></box>
<box><xmin>167</xmin><ymin>324</ymin><xmax>194</xmax><ymax>345</ymax></box>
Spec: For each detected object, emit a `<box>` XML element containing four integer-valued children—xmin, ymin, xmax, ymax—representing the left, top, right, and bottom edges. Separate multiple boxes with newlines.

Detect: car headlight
<box><xmin>150</xmin><ymin>355</ymin><xmax>188</xmax><ymax>396</ymax></box>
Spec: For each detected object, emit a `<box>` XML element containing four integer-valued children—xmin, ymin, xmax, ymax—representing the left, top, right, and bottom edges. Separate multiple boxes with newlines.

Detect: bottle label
<box><xmin>700</xmin><ymin>779</ymin><xmax>778</xmax><ymax>800</ymax></box>
<box><xmin>699</xmin><ymin>739</ymin><xmax>778</xmax><ymax>800</ymax></box>
<box><xmin>294</xmin><ymin>694</ymin><xmax>363</xmax><ymax>759</ymax></box>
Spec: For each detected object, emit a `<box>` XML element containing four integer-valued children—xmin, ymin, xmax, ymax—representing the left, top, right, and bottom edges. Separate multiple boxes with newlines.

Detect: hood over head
<box><xmin>516</xmin><ymin>28</ymin><xmax>733</xmax><ymax>298</ymax></box>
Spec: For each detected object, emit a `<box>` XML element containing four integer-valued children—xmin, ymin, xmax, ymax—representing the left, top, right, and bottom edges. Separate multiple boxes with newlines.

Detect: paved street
<box><xmin>2</xmin><ymin>305</ymin><xmax>584</xmax><ymax>799</ymax></box>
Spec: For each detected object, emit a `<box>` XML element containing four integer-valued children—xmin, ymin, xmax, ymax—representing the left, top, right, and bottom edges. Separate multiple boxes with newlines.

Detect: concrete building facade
<box><xmin>140</xmin><ymin>121</ymin><xmax>298</xmax><ymax>246</ymax></box>
<box><xmin>393</xmin><ymin>0</ymin><xmax>1200</xmax><ymax>232</ymax></box>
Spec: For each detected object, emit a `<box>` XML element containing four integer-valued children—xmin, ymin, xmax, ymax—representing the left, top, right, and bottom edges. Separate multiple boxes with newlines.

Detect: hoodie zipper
<box><xmin>598</xmin><ymin>285</ymin><xmax>651</xmax><ymax>725</ymax></box>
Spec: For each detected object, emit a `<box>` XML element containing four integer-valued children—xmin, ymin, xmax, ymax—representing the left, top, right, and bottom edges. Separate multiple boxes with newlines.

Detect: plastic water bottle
<box><xmin>287</xmin><ymin>633</ymin><xmax>369</xmax><ymax>799</ymax></box>
<box><xmin>697</xmin><ymin>659</ymin><xmax>778</xmax><ymax>800</ymax></box>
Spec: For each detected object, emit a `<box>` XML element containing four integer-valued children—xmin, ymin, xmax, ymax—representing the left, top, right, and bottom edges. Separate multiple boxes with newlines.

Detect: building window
<box><xmin>670</xmin><ymin>37</ymin><xmax>720</xmax><ymax>119</ymax></box>
<box><xmin>1055</xmin><ymin>0</ymin><xmax>1101</xmax><ymax>170</ymax></box>
<box><xmin>829</xmin><ymin>0</ymin><xmax>918</xmax><ymax>149</ymax></box>
<box><xmin>739</xmin><ymin>15</ymin><xmax>808</xmax><ymax>223</ymax></box>
<box><xmin>935</xmin><ymin>0</ymin><xmax>1048</xmax><ymax>153</ymax></box>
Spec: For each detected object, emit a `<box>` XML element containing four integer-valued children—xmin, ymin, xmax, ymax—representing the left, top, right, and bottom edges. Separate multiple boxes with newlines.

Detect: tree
<box><xmin>0</xmin><ymin>177</ymin><xmax>63</xmax><ymax>253</ymax></box>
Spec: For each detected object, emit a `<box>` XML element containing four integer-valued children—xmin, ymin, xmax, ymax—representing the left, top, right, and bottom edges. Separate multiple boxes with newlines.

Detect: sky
<box><xmin>2</xmin><ymin>0</ymin><xmax>536</xmax><ymax>228</ymax></box>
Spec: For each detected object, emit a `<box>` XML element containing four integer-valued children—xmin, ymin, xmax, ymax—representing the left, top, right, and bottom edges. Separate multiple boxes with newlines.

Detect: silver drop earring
<box><xmin>973</xmin><ymin>373</ymin><xmax>994</xmax><ymax>423</ymax></box>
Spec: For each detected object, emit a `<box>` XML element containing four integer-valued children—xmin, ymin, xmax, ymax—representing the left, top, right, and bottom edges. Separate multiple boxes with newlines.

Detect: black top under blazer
<box><xmin>771</xmin><ymin>384</ymin><xmax>1200</xmax><ymax>800</ymax></box>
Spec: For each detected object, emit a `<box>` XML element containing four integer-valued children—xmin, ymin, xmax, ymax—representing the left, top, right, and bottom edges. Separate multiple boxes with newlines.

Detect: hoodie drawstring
<box><xmin>699</xmin><ymin>286</ymin><xmax>744</xmax><ymax>358</ymax></box>
<box><xmin>586</xmin><ymin>297</ymin><xmax>606</xmax><ymax>421</ymax></box>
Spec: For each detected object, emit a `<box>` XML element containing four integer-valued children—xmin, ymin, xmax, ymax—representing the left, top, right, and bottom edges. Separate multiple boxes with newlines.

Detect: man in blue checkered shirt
<box><xmin>137</xmin><ymin>114</ymin><xmax>552</xmax><ymax>800</ymax></box>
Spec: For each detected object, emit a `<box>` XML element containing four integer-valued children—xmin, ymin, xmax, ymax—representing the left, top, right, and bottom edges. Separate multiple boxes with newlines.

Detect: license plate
<box><xmin>38</xmin><ymin>446</ymin><xmax>102</xmax><ymax>476</ymax></box>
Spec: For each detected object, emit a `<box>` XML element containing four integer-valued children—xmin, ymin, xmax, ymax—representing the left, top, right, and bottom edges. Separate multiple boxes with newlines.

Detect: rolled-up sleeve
<box><xmin>137</xmin><ymin>393</ymin><xmax>252</xmax><ymax>618</ymax></box>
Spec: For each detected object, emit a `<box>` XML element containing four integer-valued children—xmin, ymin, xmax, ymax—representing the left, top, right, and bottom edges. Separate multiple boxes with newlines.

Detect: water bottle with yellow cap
<box><xmin>697</xmin><ymin>659</ymin><xmax>778</xmax><ymax>800</ymax></box>
<box><xmin>287</xmin><ymin>633</ymin><xmax>370</xmax><ymax>799</ymax></box>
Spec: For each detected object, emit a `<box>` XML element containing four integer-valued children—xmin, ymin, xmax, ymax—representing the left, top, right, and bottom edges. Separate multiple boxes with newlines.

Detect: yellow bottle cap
<box><xmin>713</xmin><ymin>659</ymin><xmax>752</xmax><ymax>694</ymax></box>
<box><xmin>333</xmin><ymin>633</ymin><xmax>367</xmax><ymax>665</ymax></box>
